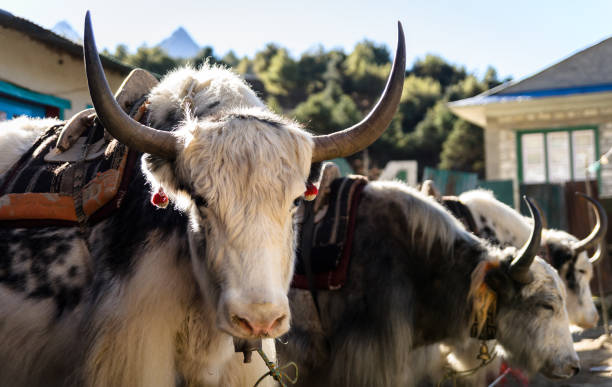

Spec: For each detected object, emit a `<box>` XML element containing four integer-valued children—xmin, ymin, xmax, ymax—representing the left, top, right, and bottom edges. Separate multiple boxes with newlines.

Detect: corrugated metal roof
<box><xmin>450</xmin><ymin>35</ymin><xmax>612</xmax><ymax>107</ymax></box>
<box><xmin>496</xmin><ymin>36</ymin><xmax>612</xmax><ymax>95</ymax></box>
<box><xmin>0</xmin><ymin>10</ymin><xmax>132</xmax><ymax>75</ymax></box>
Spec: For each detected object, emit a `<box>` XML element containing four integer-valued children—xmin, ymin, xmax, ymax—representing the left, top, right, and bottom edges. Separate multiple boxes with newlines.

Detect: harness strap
<box><xmin>299</xmin><ymin>200</ymin><xmax>323</xmax><ymax>321</ymax></box>
<box><xmin>72</xmin><ymin>121</ymin><xmax>98</xmax><ymax>224</ymax></box>
<box><xmin>72</xmin><ymin>97</ymin><xmax>149</xmax><ymax>246</ymax></box>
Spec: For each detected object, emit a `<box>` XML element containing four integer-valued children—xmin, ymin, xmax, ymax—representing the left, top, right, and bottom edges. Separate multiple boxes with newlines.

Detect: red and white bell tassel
<box><xmin>304</xmin><ymin>182</ymin><xmax>318</xmax><ymax>201</ymax></box>
<box><xmin>151</xmin><ymin>187</ymin><xmax>169</xmax><ymax>208</ymax></box>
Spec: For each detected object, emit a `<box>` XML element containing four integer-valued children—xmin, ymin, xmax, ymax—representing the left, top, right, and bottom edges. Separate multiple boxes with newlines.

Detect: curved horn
<box><xmin>531</xmin><ymin>198</ymin><xmax>548</xmax><ymax>230</ymax></box>
<box><xmin>311</xmin><ymin>22</ymin><xmax>406</xmax><ymax>162</ymax></box>
<box><xmin>509</xmin><ymin>196</ymin><xmax>543</xmax><ymax>284</ymax></box>
<box><xmin>589</xmin><ymin>244</ymin><xmax>603</xmax><ymax>264</ymax></box>
<box><xmin>84</xmin><ymin>12</ymin><xmax>178</xmax><ymax>159</ymax></box>
<box><xmin>572</xmin><ymin>192</ymin><xmax>608</xmax><ymax>254</ymax></box>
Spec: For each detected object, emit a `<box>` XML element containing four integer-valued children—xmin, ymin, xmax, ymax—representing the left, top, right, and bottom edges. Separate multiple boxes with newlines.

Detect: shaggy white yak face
<box><xmin>486</xmin><ymin>256</ymin><xmax>579</xmax><ymax>379</ymax></box>
<box><xmin>544</xmin><ymin>230</ymin><xmax>598</xmax><ymax>329</ymax></box>
<box><xmin>137</xmin><ymin>65</ymin><xmax>316</xmax><ymax>339</ymax></box>
<box><xmin>562</xmin><ymin>251</ymin><xmax>598</xmax><ymax>328</ymax></box>
<box><xmin>141</xmin><ymin>68</ymin><xmax>313</xmax><ymax>339</ymax></box>
<box><xmin>145</xmin><ymin>112</ymin><xmax>312</xmax><ymax>339</ymax></box>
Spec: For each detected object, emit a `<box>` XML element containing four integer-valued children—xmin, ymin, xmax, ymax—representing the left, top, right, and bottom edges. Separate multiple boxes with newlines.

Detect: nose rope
<box><xmin>437</xmin><ymin>341</ymin><xmax>497</xmax><ymax>387</ymax></box>
<box><xmin>253</xmin><ymin>347</ymin><xmax>298</xmax><ymax>387</ymax></box>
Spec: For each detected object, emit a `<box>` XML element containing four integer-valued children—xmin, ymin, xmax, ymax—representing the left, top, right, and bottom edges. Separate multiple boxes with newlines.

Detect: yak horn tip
<box><xmin>85</xmin><ymin>10</ymin><xmax>92</xmax><ymax>27</ymax></box>
<box><xmin>572</xmin><ymin>191</ymin><xmax>607</xmax><ymax>253</ymax></box>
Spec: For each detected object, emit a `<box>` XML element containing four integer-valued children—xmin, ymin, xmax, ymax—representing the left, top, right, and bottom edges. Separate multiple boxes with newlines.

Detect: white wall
<box><xmin>0</xmin><ymin>26</ymin><xmax>126</xmax><ymax>118</ymax></box>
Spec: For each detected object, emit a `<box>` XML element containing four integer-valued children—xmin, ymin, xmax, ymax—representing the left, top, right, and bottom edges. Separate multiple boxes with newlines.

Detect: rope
<box><xmin>437</xmin><ymin>342</ymin><xmax>497</xmax><ymax>387</ymax></box>
<box><xmin>488</xmin><ymin>368</ymin><xmax>511</xmax><ymax>387</ymax></box>
<box><xmin>253</xmin><ymin>348</ymin><xmax>298</xmax><ymax>387</ymax></box>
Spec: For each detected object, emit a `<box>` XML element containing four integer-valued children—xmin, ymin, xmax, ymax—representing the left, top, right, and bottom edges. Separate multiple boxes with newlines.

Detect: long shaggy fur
<box><xmin>280</xmin><ymin>181</ymin><xmax>577</xmax><ymax>386</ymax></box>
<box><xmin>0</xmin><ymin>116</ymin><xmax>60</xmax><ymax>175</ymax></box>
<box><xmin>0</xmin><ymin>64</ymin><xmax>312</xmax><ymax>386</ymax></box>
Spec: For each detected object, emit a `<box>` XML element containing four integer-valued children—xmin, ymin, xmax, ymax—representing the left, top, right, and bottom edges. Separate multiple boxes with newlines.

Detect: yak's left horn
<box><xmin>572</xmin><ymin>193</ymin><xmax>608</xmax><ymax>260</ymax></box>
<box><xmin>83</xmin><ymin>11</ymin><xmax>178</xmax><ymax>160</ymax></box>
<box><xmin>311</xmin><ymin>22</ymin><xmax>406</xmax><ymax>162</ymax></box>
<box><xmin>509</xmin><ymin>196</ymin><xmax>542</xmax><ymax>284</ymax></box>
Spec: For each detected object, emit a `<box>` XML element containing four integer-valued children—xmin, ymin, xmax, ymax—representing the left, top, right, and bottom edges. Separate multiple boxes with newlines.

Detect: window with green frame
<box><xmin>517</xmin><ymin>127</ymin><xmax>600</xmax><ymax>184</ymax></box>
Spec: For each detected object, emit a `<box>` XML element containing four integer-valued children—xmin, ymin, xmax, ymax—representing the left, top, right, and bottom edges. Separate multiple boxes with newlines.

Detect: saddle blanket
<box><xmin>292</xmin><ymin>175</ymin><xmax>367</xmax><ymax>291</ymax></box>
<box><xmin>0</xmin><ymin>123</ymin><xmax>137</xmax><ymax>227</ymax></box>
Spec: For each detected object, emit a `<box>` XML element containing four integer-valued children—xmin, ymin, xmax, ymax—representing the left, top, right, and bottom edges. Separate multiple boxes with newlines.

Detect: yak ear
<box><xmin>484</xmin><ymin>267</ymin><xmax>516</xmax><ymax>302</ymax></box>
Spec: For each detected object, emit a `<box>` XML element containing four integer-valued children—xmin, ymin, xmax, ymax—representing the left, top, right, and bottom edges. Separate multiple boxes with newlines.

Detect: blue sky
<box><xmin>2</xmin><ymin>0</ymin><xmax>612</xmax><ymax>81</ymax></box>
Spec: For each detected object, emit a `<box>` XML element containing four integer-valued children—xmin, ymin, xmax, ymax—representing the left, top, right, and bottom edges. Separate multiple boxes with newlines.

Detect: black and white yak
<box><xmin>423</xmin><ymin>188</ymin><xmax>608</xmax><ymax>386</ymax></box>
<box><xmin>0</xmin><ymin>13</ymin><xmax>405</xmax><ymax>386</ymax></box>
<box><xmin>457</xmin><ymin>189</ymin><xmax>607</xmax><ymax>329</ymax></box>
<box><xmin>278</xmin><ymin>181</ymin><xmax>580</xmax><ymax>386</ymax></box>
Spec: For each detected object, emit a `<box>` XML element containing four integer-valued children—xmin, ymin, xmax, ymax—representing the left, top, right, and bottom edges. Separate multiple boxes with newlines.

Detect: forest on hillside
<box><xmin>105</xmin><ymin>42</ymin><xmax>509</xmax><ymax>178</ymax></box>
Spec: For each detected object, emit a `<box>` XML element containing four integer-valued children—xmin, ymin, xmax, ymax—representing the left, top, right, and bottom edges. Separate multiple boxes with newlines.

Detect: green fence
<box><xmin>330</xmin><ymin>158</ymin><xmax>354</xmax><ymax>176</ymax></box>
<box><xmin>422</xmin><ymin>168</ymin><xmax>514</xmax><ymax>208</ymax></box>
<box><xmin>478</xmin><ymin>180</ymin><xmax>514</xmax><ymax>208</ymax></box>
<box><xmin>422</xmin><ymin>167</ymin><xmax>479</xmax><ymax>196</ymax></box>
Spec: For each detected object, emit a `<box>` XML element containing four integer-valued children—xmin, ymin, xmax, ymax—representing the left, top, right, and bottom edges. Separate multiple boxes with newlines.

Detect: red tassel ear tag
<box><xmin>304</xmin><ymin>183</ymin><xmax>318</xmax><ymax>201</ymax></box>
<box><xmin>151</xmin><ymin>187</ymin><xmax>169</xmax><ymax>208</ymax></box>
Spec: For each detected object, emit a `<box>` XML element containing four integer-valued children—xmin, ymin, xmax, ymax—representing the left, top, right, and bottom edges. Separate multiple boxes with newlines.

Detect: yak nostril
<box><xmin>231</xmin><ymin>313</ymin><xmax>287</xmax><ymax>336</ymax></box>
<box><xmin>270</xmin><ymin>314</ymin><xmax>287</xmax><ymax>331</ymax></box>
<box><xmin>572</xmin><ymin>366</ymin><xmax>580</xmax><ymax>376</ymax></box>
<box><xmin>232</xmin><ymin>315</ymin><xmax>254</xmax><ymax>334</ymax></box>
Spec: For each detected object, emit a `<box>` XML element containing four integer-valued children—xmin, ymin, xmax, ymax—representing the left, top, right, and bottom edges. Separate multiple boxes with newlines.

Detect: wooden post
<box><xmin>585</xmin><ymin>162</ymin><xmax>610</xmax><ymax>336</ymax></box>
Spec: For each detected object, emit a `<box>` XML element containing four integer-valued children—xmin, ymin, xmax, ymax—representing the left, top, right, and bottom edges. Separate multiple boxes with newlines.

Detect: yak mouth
<box><xmin>575</xmin><ymin>320</ymin><xmax>597</xmax><ymax>330</ymax></box>
<box><xmin>233</xmin><ymin>337</ymin><xmax>264</xmax><ymax>360</ymax></box>
<box><xmin>541</xmin><ymin>370</ymin><xmax>574</xmax><ymax>380</ymax></box>
<box><xmin>572</xmin><ymin>314</ymin><xmax>598</xmax><ymax>330</ymax></box>
<box><xmin>540</xmin><ymin>362</ymin><xmax>579</xmax><ymax>380</ymax></box>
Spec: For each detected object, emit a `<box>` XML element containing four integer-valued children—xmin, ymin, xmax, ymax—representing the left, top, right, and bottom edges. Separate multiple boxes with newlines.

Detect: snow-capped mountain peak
<box><xmin>52</xmin><ymin>21</ymin><xmax>81</xmax><ymax>43</ymax></box>
<box><xmin>157</xmin><ymin>27</ymin><xmax>200</xmax><ymax>58</ymax></box>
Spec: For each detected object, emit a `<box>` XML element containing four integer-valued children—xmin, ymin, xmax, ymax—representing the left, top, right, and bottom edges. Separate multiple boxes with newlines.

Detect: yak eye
<box><xmin>578</xmin><ymin>269</ymin><xmax>587</xmax><ymax>275</ymax></box>
<box><xmin>293</xmin><ymin>197</ymin><xmax>302</xmax><ymax>207</ymax></box>
<box><xmin>539</xmin><ymin>303</ymin><xmax>555</xmax><ymax>312</ymax></box>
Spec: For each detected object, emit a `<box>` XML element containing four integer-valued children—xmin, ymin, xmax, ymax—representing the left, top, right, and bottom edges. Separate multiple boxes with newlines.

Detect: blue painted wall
<box><xmin>0</xmin><ymin>96</ymin><xmax>46</xmax><ymax>120</ymax></box>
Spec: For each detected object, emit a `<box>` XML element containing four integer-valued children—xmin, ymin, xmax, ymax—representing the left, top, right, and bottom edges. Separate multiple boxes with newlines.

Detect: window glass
<box><xmin>573</xmin><ymin>130</ymin><xmax>595</xmax><ymax>180</ymax></box>
<box><xmin>546</xmin><ymin>131</ymin><xmax>570</xmax><ymax>182</ymax></box>
<box><xmin>521</xmin><ymin>133</ymin><xmax>546</xmax><ymax>183</ymax></box>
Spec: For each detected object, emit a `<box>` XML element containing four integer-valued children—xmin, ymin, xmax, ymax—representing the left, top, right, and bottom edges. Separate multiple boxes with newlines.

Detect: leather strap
<box><xmin>299</xmin><ymin>199</ymin><xmax>323</xmax><ymax>321</ymax></box>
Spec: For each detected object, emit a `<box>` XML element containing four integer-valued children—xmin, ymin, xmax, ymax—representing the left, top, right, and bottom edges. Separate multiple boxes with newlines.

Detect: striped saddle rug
<box><xmin>292</xmin><ymin>175</ymin><xmax>368</xmax><ymax>291</ymax></box>
<box><xmin>0</xmin><ymin>122</ymin><xmax>137</xmax><ymax>228</ymax></box>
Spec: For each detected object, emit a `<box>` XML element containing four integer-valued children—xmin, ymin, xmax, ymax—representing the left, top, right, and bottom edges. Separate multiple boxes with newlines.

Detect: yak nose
<box><xmin>566</xmin><ymin>356</ymin><xmax>581</xmax><ymax>377</ymax></box>
<box><xmin>593</xmin><ymin>311</ymin><xmax>600</xmax><ymax>325</ymax></box>
<box><xmin>229</xmin><ymin>301</ymin><xmax>289</xmax><ymax>337</ymax></box>
<box><xmin>579</xmin><ymin>311</ymin><xmax>599</xmax><ymax>329</ymax></box>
